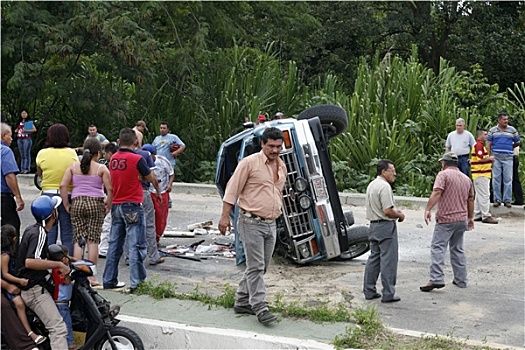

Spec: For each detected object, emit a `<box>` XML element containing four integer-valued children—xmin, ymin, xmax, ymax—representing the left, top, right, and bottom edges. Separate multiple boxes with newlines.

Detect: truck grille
<box><xmin>280</xmin><ymin>150</ymin><xmax>315</xmax><ymax>239</ymax></box>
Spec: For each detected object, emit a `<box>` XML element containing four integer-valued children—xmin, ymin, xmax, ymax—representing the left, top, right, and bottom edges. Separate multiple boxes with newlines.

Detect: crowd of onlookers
<box><xmin>0</xmin><ymin>109</ymin><xmax>521</xmax><ymax>343</ymax></box>
<box><xmin>1</xmin><ymin>114</ymin><xmax>185</xmax><ymax>349</ymax></box>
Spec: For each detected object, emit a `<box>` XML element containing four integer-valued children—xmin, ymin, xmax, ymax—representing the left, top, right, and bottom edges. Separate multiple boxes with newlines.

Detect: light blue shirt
<box><xmin>152</xmin><ymin>134</ymin><xmax>184</xmax><ymax>167</ymax></box>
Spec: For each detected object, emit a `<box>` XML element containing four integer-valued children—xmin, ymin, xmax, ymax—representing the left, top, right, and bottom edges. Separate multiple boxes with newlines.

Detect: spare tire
<box><xmin>297</xmin><ymin>104</ymin><xmax>348</xmax><ymax>139</ymax></box>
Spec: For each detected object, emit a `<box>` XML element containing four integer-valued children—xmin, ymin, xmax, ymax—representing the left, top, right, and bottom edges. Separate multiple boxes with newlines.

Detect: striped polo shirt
<box><xmin>470</xmin><ymin>140</ymin><xmax>492</xmax><ymax>180</ymax></box>
<box><xmin>487</xmin><ymin>125</ymin><xmax>520</xmax><ymax>155</ymax></box>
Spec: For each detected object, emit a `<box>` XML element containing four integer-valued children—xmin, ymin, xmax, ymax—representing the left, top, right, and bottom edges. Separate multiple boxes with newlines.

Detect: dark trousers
<box><xmin>1</xmin><ymin>194</ymin><xmax>21</xmax><ymax>234</ymax></box>
<box><xmin>512</xmin><ymin>156</ymin><xmax>523</xmax><ymax>204</ymax></box>
<box><xmin>1</xmin><ymin>291</ymin><xmax>36</xmax><ymax>350</ymax></box>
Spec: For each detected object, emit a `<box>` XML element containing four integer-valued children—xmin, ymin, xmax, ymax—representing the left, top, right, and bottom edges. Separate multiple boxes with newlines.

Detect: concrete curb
<box><xmin>18</xmin><ymin>175</ymin><xmax>525</xmax><ymax>217</ymax></box>
<box><xmin>169</xmin><ymin>182</ymin><xmax>525</xmax><ymax>218</ymax></box>
<box><xmin>118</xmin><ymin>315</ymin><xmax>336</xmax><ymax>350</ymax></box>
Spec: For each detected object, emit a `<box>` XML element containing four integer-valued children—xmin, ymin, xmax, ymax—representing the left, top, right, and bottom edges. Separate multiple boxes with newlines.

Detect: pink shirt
<box><xmin>223</xmin><ymin>151</ymin><xmax>287</xmax><ymax>220</ymax></box>
<box><xmin>434</xmin><ymin>167</ymin><xmax>474</xmax><ymax>223</ymax></box>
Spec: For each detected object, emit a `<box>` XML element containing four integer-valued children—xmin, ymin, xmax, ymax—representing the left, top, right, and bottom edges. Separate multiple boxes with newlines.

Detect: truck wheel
<box><xmin>297</xmin><ymin>104</ymin><xmax>348</xmax><ymax>139</ymax></box>
<box><xmin>338</xmin><ymin>225</ymin><xmax>370</xmax><ymax>260</ymax></box>
<box><xmin>343</xmin><ymin>210</ymin><xmax>355</xmax><ymax>226</ymax></box>
<box><xmin>94</xmin><ymin>326</ymin><xmax>144</xmax><ymax>350</ymax></box>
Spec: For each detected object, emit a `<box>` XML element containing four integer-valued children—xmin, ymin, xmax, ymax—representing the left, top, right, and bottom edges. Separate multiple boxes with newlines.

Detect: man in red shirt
<box><xmin>421</xmin><ymin>152</ymin><xmax>474</xmax><ymax>292</ymax></box>
<box><xmin>102</xmin><ymin>128</ymin><xmax>156</xmax><ymax>292</ymax></box>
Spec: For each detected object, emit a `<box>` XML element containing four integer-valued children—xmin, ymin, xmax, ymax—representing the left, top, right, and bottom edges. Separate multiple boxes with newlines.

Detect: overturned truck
<box><xmin>216</xmin><ymin>104</ymin><xmax>370</xmax><ymax>265</ymax></box>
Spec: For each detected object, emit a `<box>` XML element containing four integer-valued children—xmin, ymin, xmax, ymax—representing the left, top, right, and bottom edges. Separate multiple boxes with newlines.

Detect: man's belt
<box><xmin>457</xmin><ymin>154</ymin><xmax>470</xmax><ymax>158</ymax></box>
<box><xmin>241</xmin><ymin>210</ymin><xmax>275</xmax><ymax>224</ymax></box>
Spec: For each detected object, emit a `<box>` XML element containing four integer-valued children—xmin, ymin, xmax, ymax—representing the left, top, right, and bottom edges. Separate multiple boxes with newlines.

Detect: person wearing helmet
<box><xmin>14</xmin><ymin>196</ymin><xmax>69</xmax><ymax>349</ymax></box>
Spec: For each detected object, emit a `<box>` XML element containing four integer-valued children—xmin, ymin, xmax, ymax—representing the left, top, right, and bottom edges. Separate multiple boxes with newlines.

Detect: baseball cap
<box><xmin>438</xmin><ymin>152</ymin><xmax>458</xmax><ymax>162</ymax></box>
<box><xmin>136</xmin><ymin>120</ymin><xmax>148</xmax><ymax>130</ymax></box>
<box><xmin>257</xmin><ymin>115</ymin><xmax>266</xmax><ymax>121</ymax></box>
<box><xmin>142</xmin><ymin>144</ymin><xmax>156</xmax><ymax>154</ymax></box>
<box><xmin>274</xmin><ymin>112</ymin><xmax>284</xmax><ymax>117</ymax></box>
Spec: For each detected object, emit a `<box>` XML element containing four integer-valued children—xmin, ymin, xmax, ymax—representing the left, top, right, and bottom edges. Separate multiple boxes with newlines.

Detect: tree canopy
<box><xmin>2</xmin><ymin>1</ymin><xmax>524</xmax><ymax>194</ymax></box>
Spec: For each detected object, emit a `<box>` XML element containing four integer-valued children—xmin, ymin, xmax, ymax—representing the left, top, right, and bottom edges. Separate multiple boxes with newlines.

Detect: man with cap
<box><xmin>420</xmin><ymin>152</ymin><xmax>474</xmax><ymax>292</ymax></box>
<box><xmin>133</xmin><ymin>120</ymin><xmax>148</xmax><ymax>148</ymax></box>
<box><xmin>272</xmin><ymin>112</ymin><xmax>284</xmax><ymax>120</ymax></box>
<box><xmin>255</xmin><ymin>114</ymin><xmax>266</xmax><ymax>125</ymax></box>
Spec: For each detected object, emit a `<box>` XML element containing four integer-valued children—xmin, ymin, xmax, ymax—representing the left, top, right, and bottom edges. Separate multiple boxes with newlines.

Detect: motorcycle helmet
<box><xmin>31</xmin><ymin>196</ymin><xmax>62</xmax><ymax>222</ymax></box>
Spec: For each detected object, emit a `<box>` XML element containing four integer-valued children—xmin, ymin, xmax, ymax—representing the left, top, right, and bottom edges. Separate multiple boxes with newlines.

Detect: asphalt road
<box><xmin>14</xmin><ymin>178</ymin><xmax>525</xmax><ymax>348</ymax></box>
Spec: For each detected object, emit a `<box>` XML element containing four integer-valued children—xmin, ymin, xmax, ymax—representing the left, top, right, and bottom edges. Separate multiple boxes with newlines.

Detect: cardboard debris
<box><xmin>187</xmin><ymin>220</ymin><xmax>213</xmax><ymax>231</ymax></box>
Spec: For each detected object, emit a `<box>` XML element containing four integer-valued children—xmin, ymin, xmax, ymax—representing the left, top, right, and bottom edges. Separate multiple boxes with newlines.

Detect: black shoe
<box><xmin>234</xmin><ymin>305</ymin><xmax>255</xmax><ymax>315</ymax></box>
<box><xmin>504</xmin><ymin>202</ymin><xmax>512</xmax><ymax>208</ymax></box>
<box><xmin>257</xmin><ymin>310</ymin><xmax>277</xmax><ymax>324</ymax></box>
<box><xmin>381</xmin><ymin>296</ymin><xmax>401</xmax><ymax>303</ymax></box>
<box><xmin>98</xmin><ymin>254</ymin><xmax>106</xmax><ymax>259</ymax></box>
<box><xmin>511</xmin><ymin>202</ymin><xmax>524</xmax><ymax>206</ymax></box>
<box><xmin>103</xmin><ymin>281</ymin><xmax>126</xmax><ymax>290</ymax></box>
<box><xmin>365</xmin><ymin>293</ymin><xmax>381</xmax><ymax>300</ymax></box>
<box><xmin>452</xmin><ymin>280</ymin><xmax>467</xmax><ymax>288</ymax></box>
<box><xmin>419</xmin><ymin>283</ymin><xmax>445</xmax><ymax>292</ymax></box>
<box><xmin>473</xmin><ymin>217</ymin><xmax>482</xmax><ymax>222</ymax></box>
<box><xmin>493</xmin><ymin>201</ymin><xmax>501</xmax><ymax>207</ymax></box>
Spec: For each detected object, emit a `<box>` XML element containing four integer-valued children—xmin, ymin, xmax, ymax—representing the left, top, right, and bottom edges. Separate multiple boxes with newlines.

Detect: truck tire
<box><xmin>338</xmin><ymin>224</ymin><xmax>370</xmax><ymax>260</ymax></box>
<box><xmin>344</xmin><ymin>210</ymin><xmax>355</xmax><ymax>226</ymax></box>
<box><xmin>297</xmin><ymin>104</ymin><xmax>348</xmax><ymax>139</ymax></box>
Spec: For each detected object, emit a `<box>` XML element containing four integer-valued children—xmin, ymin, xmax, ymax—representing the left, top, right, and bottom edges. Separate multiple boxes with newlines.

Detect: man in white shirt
<box><xmin>445</xmin><ymin>118</ymin><xmax>476</xmax><ymax>177</ymax></box>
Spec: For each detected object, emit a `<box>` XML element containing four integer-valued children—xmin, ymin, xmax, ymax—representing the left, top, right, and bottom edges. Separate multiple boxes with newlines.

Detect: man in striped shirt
<box><xmin>486</xmin><ymin>114</ymin><xmax>521</xmax><ymax>208</ymax></box>
<box><xmin>470</xmin><ymin>129</ymin><xmax>497</xmax><ymax>224</ymax></box>
<box><xmin>420</xmin><ymin>152</ymin><xmax>474</xmax><ymax>292</ymax></box>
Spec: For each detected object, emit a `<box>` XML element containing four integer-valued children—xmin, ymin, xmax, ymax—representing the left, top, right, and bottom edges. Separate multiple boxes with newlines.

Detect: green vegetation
<box><xmin>2</xmin><ymin>2</ymin><xmax>524</xmax><ymax>196</ymax></box>
<box><xmin>132</xmin><ymin>277</ymin><xmax>503</xmax><ymax>350</ymax></box>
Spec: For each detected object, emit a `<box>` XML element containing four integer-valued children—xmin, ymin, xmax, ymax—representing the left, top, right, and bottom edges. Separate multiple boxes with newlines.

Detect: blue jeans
<box><xmin>103</xmin><ymin>203</ymin><xmax>147</xmax><ymax>289</ymax></box>
<box><xmin>56</xmin><ymin>303</ymin><xmax>73</xmax><ymax>346</ymax></box>
<box><xmin>457</xmin><ymin>156</ymin><xmax>471</xmax><ymax>177</ymax></box>
<box><xmin>44</xmin><ymin>193</ymin><xmax>74</xmax><ymax>254</ymax></box>
<box><xmin>492</xmin><ymin>154</ymin><xmax>513</xmax><ymax>203</ymax></box>
<box><xmin>17</xmin><ymin>137</ymin><xmax>32</xmax><ymax>172</ymax></box>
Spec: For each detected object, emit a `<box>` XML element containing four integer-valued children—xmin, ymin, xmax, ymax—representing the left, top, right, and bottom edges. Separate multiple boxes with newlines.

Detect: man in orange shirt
<box><xmin>218</xmin><ymin>127</ymin><xmax>286</xmax><ymax>325</ymax></box>
<box><xmin>470</xmin><ymin>129</ymin><xmax>497</xmax><ymax>224</ymax></box>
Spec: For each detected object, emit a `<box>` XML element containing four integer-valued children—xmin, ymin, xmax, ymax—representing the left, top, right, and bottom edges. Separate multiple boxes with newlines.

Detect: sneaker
<box><xmin>104</xmin><ymin>281</ymin><xmax>126</xmax><ymax>290</ymax></box>
<box><xmin>234</xmin><ymin>305</ymin><xmax>255</xmax><ymax>315</ymax></box>
<box><xmin>482</xmin><ymin>217</ymin><xmax>498</xmax><ymax>224</ymax></box>
<box><xmin>149</xmin><ymin>257</ymin><xmax>165</xmax><ymax>265</ymax></box>
<box><xmin>493</xmin><ymin>202</ymin><xmax>501</xmax><ymax>207</ymax></box>
<box><xmin>257</xmin><ymin>310</ymin><xmax>277</xmax><ymax>324</ymax></box>
<box><xmin>504</xmin><ymin>202</ymin><xmax>512</xmax><ymax>208</ymax></box>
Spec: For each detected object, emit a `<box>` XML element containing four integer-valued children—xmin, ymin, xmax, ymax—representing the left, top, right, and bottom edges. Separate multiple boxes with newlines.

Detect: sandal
<box><xmin>28</xmin><ymin>331</ymin><xmax>46</xmax><ymax>345</ymax></box>
<box><xmin>89</xmin><ymin>277</ymin><xmax>101</xmax><ymax>287</ymax></box>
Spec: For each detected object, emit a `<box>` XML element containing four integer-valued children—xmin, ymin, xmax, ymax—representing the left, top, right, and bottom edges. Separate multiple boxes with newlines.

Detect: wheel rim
<box><xmin>99</xmin><ymin>335</ymin><xmax>136</xmax><ymax>350</ymax></box>
<box><xmin>340</xmin><ymin>242</ymin><xmax>369</xmax><ymax>258</ymax></box>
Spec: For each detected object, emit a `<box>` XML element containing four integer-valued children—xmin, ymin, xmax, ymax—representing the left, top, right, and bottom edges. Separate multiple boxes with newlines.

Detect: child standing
<box><xmin>48</xmin><ymin>244</ymin><xmax>76</xmax><ymax>350</ymax></box>
<box><xmin>1</xmin><ymin>224</ymin><xmax>47</xmax><ymax>345</ymax></box>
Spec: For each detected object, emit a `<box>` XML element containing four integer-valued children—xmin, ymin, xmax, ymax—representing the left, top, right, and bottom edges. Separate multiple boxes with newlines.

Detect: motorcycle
<box><xmin>2</xmin><ymin>259</ymin><xmax>144</xmax><ymax>350</ymax></box>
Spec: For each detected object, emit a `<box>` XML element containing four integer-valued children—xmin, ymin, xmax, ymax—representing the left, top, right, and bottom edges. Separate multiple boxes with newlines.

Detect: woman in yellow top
<box><xmin>36</xmin><ymin>124</ymin><xmax>78</xmax><ymax>253</ymax></box>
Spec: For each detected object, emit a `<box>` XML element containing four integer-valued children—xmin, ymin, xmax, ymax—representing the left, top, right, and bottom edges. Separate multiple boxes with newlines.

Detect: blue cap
<box><xmin>142</xmin><ymin>144</ymin><xmax>156</xmax><ymax>154</ymax></box>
